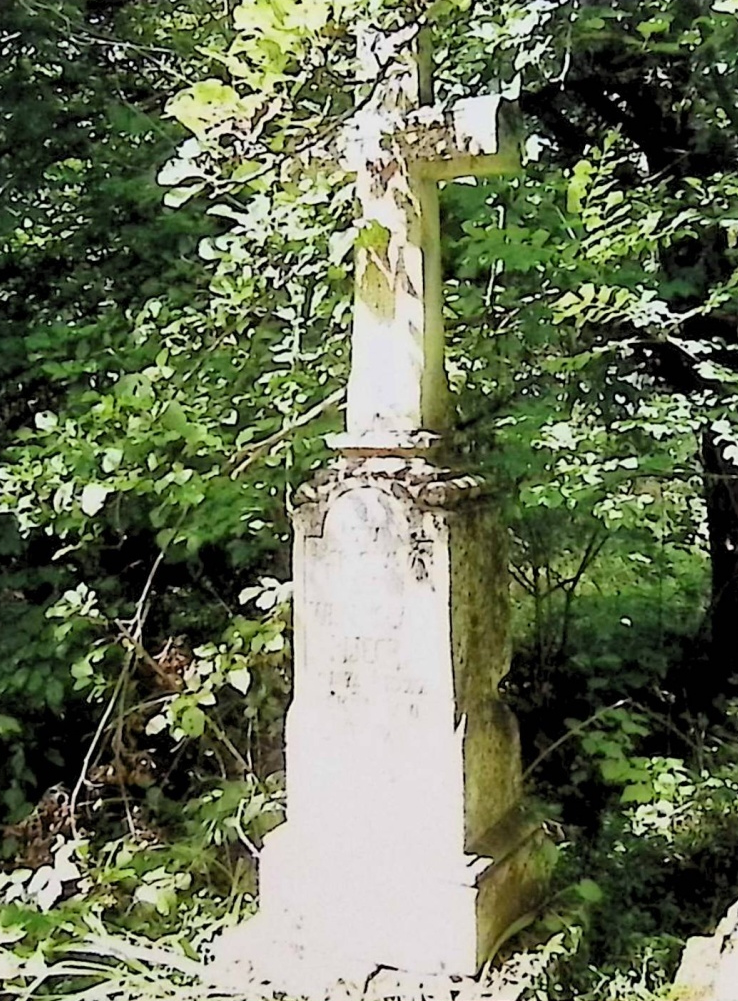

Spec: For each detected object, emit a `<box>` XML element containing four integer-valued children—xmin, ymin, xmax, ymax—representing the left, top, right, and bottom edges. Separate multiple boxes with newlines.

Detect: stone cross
<box><xmin>338</xmin><ymin>23</ymin><xmax>518</xmax><ymax>446</ymax></box>
<box><xmin>213</xmin><ymin>24</ymin><xmax>547</xmax><ymax>1001</ymax></box>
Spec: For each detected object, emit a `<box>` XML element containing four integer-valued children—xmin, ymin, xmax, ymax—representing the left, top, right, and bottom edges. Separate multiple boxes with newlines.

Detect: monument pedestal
<box><xmin>212</xmin><ymin>455</ymin><xmax>548</xmax><ymax>998</ymax></box>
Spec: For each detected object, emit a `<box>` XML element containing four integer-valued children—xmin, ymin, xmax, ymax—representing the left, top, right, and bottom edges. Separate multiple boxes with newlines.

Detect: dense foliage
<box><xmin>3</xmin><ymin>1</ymin><xmax>738</xmax><ymax>998</ymax></box>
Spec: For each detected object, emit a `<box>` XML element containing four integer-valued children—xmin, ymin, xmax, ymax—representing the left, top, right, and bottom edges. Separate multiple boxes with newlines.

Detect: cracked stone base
<box><xmin>209</xmin><ymin>816</ymin><xmax>551</xmax><ymax>999</ymax></box>
<box><xmin>210</xmin><ymin>933</ymin><xmax>512</xmax><ymax>1001</ymax></box>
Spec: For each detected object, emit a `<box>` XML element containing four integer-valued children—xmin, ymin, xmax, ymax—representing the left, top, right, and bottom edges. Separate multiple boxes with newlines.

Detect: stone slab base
<box><xmin>210</xmin><ymin>820</ymin><xmax>552</xmax><ymax>1000</ymax></box>
<box><xmin>673</xmin><ymin>901</ymin><xmax>738</xmax><ymax>1001</ymax></box>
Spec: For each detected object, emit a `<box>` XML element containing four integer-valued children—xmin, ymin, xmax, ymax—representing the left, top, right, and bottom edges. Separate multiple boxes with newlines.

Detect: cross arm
<box><xmin>309</xmin><ymin>90</ymin><xmax>519</xmax><ymax>181</ymax></box>
<box><xmin>401</xmin><ymin>94</ymin><xmax>521</xmax><ymax>180</ymax></box>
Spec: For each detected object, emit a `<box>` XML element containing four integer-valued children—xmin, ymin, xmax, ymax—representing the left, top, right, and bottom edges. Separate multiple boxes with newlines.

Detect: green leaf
<box><xmin>165</xmin><ymin>80</ymin><xmax>247</xmax><ymax>136</ymax></box>
<box><xmin>356</xmin><ymin>220</ymin><xmax>391</xmax><ymax>253</ymax></box>
<box><xmin>80</xmin><ymin>484</ymin><xmax>110</xmax><ymax>516</ymax></box>
<box><xmin>228</xmin><ymin>666</ymin><xmax>252</xmax><ymax>694</ymax></box>
<box><xmin>637</xmin><ymin>16</ymin><xmax>672</xmax><ymax>38</ymax></box>
<box><xmin>601</xmin><ymin>758</ymin><xmax>632</xmax><ymax>783</ymax></box>
<box><xmin>102</xmin><ymin>448</ymin><xmax>123</xmax><ymax>473</ymax></box>
<box><xmin>163</xmin><ymin>183</ymin><xmax>205</xmax><ymax>208</ymax></box>
<box><xmin>161</xmin><ymin>400</ymin><xmax>189</xmax><ymax>436</ymax></box>
<box><xmin>179</xmin><ymin>706</ymin><xmax>206</xmax><ymax>738</ymax></box>
<box><xmin>134</xmin><ymin>882</ymin><xmax>173</xmax><ymax>915</ymax></box>
<box><xmin>576</xmin><ymin>878</ymin><xmax>604</xmax><ymax>903</ymax></box>
<box><xmin>145</xmin><ymin>714</ymin><xmax>168</xmax><ymax>736</ymax></box>
<box><xmin>0</xmin><ymin>715</ymin><xmax>22</xmax><ymax>739</ymax></box>
<box><xmin>46</xmin><ymin>678</ymin><xmax>65</xmax><ymax>708</ymax></box>
<box><xmin>263</xmin><ymin>632</ymin><xmax>285</xmax><ymax>653</ymax></box>
<box><xmin>621</xmin><ymin>783</ymin><xmax>654</xmax><ymax>804</ymax></box>
<box><xmin>567</xmin><ymin>159</ymin><xmax>594</xmax><ymax>213</ymax></box>
<box><xmin>34</xmin><ymin>411</ymin><xmax>58</xmax><ymax>431</ymax></box>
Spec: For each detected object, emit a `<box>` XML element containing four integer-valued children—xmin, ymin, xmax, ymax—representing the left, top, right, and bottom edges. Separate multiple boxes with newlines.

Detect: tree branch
<box><xmin>228</xmin><ymin>387</ymin><xmax>346</xmax><ymax>477</ymax></box>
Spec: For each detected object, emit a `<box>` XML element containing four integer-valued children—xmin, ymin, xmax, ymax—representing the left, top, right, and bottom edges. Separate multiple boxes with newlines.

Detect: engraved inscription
<box><xmin>304</xmin><ymin>487</ymin><xmax>431</xmax><ymax>712</ymax></box>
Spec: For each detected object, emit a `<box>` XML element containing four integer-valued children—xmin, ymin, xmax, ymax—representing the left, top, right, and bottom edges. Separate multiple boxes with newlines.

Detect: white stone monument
<box><xmin>213</xmin><ymin>22</ymin><xmax>547</xmax><ymax>999</ymax></box>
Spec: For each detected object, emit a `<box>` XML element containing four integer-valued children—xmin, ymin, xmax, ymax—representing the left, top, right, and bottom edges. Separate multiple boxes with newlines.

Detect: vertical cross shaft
<box><xmin>346</xmin><ymin>25</ymin><xmax>451</xmax><ymax>446</ymax></box>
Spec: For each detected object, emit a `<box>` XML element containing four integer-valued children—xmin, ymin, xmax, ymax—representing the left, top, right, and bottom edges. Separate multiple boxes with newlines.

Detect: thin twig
<box><xmin>523</xmin><ymin>699</ymin><xmax>629</xmax><ymax>783</ymax></box>
<box><xmin>70</xmin><ymin>551</ymin><xmax>166</xmax><ymax>835</ymax></box>
<box><xmin>69</xmin><ymin>657</ymin><xmax>131</xmax><ymax>839</ymax></box>
<box><xmin>235</xmin><ymin>800</ymin><xmax>262</xmax><ymax>859</ymax></box>
<box><xmin>69</xmin><ymin>936</ymin><xmax>207</xmax><ymax>978</ymax></box>
<box><xmin>558</xmin><ymin>531</ymin><xmax>608</xmax><ymax>657</ymax></box>
<box><xmin>630</xmin><ymin>700</ymin><xmax>704</xmax><ymax>756</ymax></box>
<box><xmin>132</xmin><ymin>550</ymin><xmax>166</xmax><ymax>635</ymax></box>
<box><xmin>509</xmin><ymin>564</ymin><xmax>535</xmax><ymax>594</ymax></box>
<box><xmin>205</xmin><ymin>716</ymin><xmax>250</xmax><ymax>776</ymax></box>
<box><xmin>229</xmin><ymin>387</ymin><xmax>346</xmax><ymax>477</ymax></box>
<box><xmin>18</xmin><ymin>0</ymin><xmax>192</xmax><ymax>85</ymax></box>
<box><xmin>115</xmin><ymin>620</ymin><xmax>161</xmax><ymax>673</ymax></box>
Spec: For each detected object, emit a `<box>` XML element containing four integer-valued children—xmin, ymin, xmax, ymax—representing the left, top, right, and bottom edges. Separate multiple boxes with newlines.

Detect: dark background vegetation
<box><xmin>2</xmin><ymin>1</ymin><xmax>738</xmax><ymax>997</ymax></box>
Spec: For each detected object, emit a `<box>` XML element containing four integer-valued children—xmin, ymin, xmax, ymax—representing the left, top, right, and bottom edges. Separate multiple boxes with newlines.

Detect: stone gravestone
<box><xmin>213</xmin><ymin>22</ymin><xmax>547</xmax><ymax>999</ymax></box>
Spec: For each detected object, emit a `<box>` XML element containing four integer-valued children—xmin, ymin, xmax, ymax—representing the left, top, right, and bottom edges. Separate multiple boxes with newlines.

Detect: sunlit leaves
<box><xmin>165</xmin><ymin>79</ymin><xmax>252</xmax><ymax>138</ymax></box>
<box><xmin>230</xmin><ymin>0</ymin><xmax>334</xmax><ymax>92</ymax></box>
